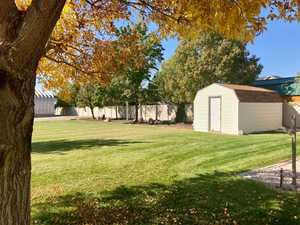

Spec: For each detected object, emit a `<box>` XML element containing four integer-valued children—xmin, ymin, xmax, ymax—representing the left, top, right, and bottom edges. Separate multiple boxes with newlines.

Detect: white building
<box><xmin>34</xmin><ymin>88</ymin><xmax>56</xmax><ymax>116</ymax></box>
<box><xmin>193</xmin><ymin>83</ymin><xmax>283</xmax><ymax>135</ymax></box>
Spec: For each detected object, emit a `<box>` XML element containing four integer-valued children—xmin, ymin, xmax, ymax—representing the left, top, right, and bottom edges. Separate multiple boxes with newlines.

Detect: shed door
<box><xmin>209</xmin><ymin>97</ymin><xmax>221</xmax><ymax>132</ymax></box>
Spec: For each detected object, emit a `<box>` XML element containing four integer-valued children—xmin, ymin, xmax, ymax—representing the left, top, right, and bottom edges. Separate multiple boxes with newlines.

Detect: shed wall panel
<box><xmin>238</xmin><ymin>103</ymin><xmax>282</xmax><ymax>133</ymax></box>
<box><xmin>34</xmin><ymin>97</ymin><xmax>56</xmax><ymax>116</ymax></box>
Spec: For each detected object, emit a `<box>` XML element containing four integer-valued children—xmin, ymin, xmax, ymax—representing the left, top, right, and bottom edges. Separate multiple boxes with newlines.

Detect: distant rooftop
<box><xmin>35</xmin><ymin>88</ymin><xmax>55</xmax><ymax>98</ymax></box>
<box><xmin>251</xmin><ymin>76</ymin><xmax>300</xmax><ymax>96</ymax></box>
<box><xmin>256</xmin><ymin>75</ymin><xmax>282</xmax><ymax>80</ymax></box>
<box><xmin>251</xmin><ymin>77</ymin><xmax>296</xmax><ymax>86</ymax></box>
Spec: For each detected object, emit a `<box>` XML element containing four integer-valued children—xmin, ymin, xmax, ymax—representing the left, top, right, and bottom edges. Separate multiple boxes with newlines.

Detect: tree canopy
<box><xmin>155</xmin><ymin>33</ymin><xmax>263</xmax><ymax>103</ymax></box>
<box><xmin>12</xmin><ymin>0</ymin><xmax>300</xmax><ymax>87</ymax></box>
<box><xmin>110</xmin><ymin>24</ymin><xmax>163</xmax><ymax>120</ymax></box>
<box><xmin>55</xmin><ymin>23</ymin><xmax>163</xmax><ymax>121</ymax></box>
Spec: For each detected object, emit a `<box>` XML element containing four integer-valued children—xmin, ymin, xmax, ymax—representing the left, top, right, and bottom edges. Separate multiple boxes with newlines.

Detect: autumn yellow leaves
<box><xmin>14</xmin><ymin>0</ymin><xmax>300</xmax><ymax>91</ymax></box>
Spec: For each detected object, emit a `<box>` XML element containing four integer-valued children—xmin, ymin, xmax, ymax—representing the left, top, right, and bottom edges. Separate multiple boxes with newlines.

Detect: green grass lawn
<box><xmin>32</xmin><ymin>120</ymin><xmax>300</xmax><ymax>225</ymax></box>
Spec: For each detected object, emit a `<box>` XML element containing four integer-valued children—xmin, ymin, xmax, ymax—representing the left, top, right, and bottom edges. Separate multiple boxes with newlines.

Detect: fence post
<box><xmin>280</xmin><ymin>168</ymin><xmax>283</xmax><ymax>187</ymax></box>
<box><xmin>126</xmin><ymin>102</ymin><xmax>129</xmax><ymax>120</ymax></box>
<box><xmin>291</xmin><ymin>114</ymin><xmax>297</xmax><ymax>186</ymax></box>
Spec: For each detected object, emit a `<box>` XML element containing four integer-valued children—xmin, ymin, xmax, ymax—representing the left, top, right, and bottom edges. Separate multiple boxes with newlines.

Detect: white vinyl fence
<box><xmin>55</xmin><ymin>102</ymin><xmax>300</xmax><ymax>127</ymax></box>
<box><xmin>283</xmin><ymin>103</ymin><xmax>300</xmax><ymax>128</ymax></box>
<box><xmin>56</xmin><ymin>104</ymin><xmax>193</xmax><ymax>122</ymax></box>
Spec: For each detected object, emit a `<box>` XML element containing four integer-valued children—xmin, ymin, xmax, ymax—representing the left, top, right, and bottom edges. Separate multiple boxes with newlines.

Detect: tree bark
<box><xmin>0</xmin><ymin>1</ymin><xmax>67</xmax><ymax>224</ymax></box>
<box><xmin>90</xmin><ymin>105</ymin><xmax>95</xmax><ymax>120</ymax></box>
<box><xmin>0</xmin><ymin>70</ymin><xmax>35</xmax><ymax>225</ymax></box>
<box><xmin>135</xmin><ymin>102</ymin><xmax>139</xmax><ymax>122</ymax></box>
<box><xmin>115</xmin><ymin>105</ymin><xmax>118</xmax><ymax>120</ymax></box>
<box><xmin>291</xmin><ymin>115</ymin><xmax>297</xmax><ymax>186</ymax></box>
<box><xmin>176</xmin><ymin>103</ymin><xmax>186</xmax><ymax>123</ymax></box>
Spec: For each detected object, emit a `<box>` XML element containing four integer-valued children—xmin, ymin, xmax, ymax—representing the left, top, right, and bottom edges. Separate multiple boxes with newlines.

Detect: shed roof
<box><xmin>216</xmin><ymin>83</ymin><xmax>282</xmax><ymax>103</ymax></box>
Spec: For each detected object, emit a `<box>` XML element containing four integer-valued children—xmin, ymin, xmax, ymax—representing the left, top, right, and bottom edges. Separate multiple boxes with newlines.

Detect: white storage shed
<box><xmin>34</xmin><ymin>88</ymin><xmax>57</xmax><ymax>116</ymax></box>
<box><xmin>193</xmin><ymin>83</ymin><xmax>283</xmax><ymax>135</ymax></box>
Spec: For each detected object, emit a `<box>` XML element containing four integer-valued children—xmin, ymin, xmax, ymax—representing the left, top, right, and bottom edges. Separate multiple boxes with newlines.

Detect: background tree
<box><xmin>76</xmin><ymin>84</ymin><xmax>99</xmax><ymax>119</ymax></box>
<box><xmin>54</xmin><ymin>23</ymin><xmax>164</xmax><ymax>121</ymax></box>
<box><xmin>141</xmin><ymin>81</ymin><xmax>162</xmax><ymax>105</ymax></box>
<box><xmin>100</xmin><ymin>75</ymin><xmax>159</xmax><ymax>121</ymax></box>
<box><xmin>94</xmin><ymin>81</ymin><xmax>126</xmax><ymax>119</ymax></box>
<box><xmin>155</xmin><ymin>33</ymin><xmax>263</xmax><ymax>105</ymax></box>
<box><xmin>1</xmin><ymin>0</ymin><xmax>299</xmax><ymax>224</ymax></box>
<box><xmin>104</xmin><ymin>23</ymin><xmax>164</xmax><ymax>121</ymax></box>
<box><xmin>56</xmin><ymin>84</ymin><xmax>80</xmax><ymax>107</ymax></box>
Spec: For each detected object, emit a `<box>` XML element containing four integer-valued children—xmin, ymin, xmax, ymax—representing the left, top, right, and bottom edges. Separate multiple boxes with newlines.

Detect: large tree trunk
<box><xmin>0</xmin><ymin>1</ymin><xmax>67</xmax><ymax>224</ymax></box>
<box><xmin>0</xmin><ymin>71</ymin><xmax>35</xmax><ymax>225</ymax></box>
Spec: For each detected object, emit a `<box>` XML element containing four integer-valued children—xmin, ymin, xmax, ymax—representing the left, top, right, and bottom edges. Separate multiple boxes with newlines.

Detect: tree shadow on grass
<box><xmin>32</xmin><ymin>139</ymin><xmax>144</xmax><ymax>154</ymax></box>
<box><xmin>32</xmin><ymin>171</ymin><xmax>300</xmax><ymax>225</ymax></box>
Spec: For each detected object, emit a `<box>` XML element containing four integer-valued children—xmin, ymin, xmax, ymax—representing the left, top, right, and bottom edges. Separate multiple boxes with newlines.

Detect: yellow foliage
<box><xmin>15</xmin><ymin>0</ymin><xmax>32</xmax><ymax>10</ymax></box>
<box><xmin>29</xmin><ymin>0</ymin><xmax>300</xmax><ymax>91</ymax></box>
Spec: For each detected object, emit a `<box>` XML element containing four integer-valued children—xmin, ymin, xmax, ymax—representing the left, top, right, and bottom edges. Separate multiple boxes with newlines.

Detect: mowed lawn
<box><xmin>32</xmin><ymin>120</ymin><xmax>300</xmax><ymax>225</ymax></box>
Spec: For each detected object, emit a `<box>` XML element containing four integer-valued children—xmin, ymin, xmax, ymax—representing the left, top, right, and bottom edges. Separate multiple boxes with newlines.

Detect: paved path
<box><xmin>239</xmin><ymin>158</ymin><xmax>300</xmax><ymax>190</ymax></box>
<box><xmin>34</xmin><ymin>116</ymin><xmax>79</xmax><ymax>122</ymax></box>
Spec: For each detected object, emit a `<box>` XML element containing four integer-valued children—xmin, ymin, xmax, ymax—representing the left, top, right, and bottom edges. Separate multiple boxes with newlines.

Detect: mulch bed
<box><xmin>78</xmin><ymin>118</ymin><xmax>193</xmax><ymax>130</ymax></box>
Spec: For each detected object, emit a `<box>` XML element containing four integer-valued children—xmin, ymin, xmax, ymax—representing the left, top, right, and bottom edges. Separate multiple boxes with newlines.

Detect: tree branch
<box><xmin>49</xmin><ymin>40</ymin><xmax>92</xmax><ymax>57</ymax></box>
<box><xmin>0</xmin><ymin>0</ymin><xmax>24</xmax><ymax>73</ymax></box>
<box><xmin>231</xmin><ymin>0</ymin><xmax>247</xmax><ymax>21</ymax></box>
<box><xmin>44</xmin><ymin>55</ymin><xmax>95</xmax><ymax>75</ymax></box>
<box><xmin>11</xmin><ymin>0</ymin><xmax>67</xmax><ymax>73</ymax></box>
<box><xmin>0</xmin><ymin>0</ymin><xmax>20</xmax><ymax>42</ymax></box>
<box><xmin>126</xmin><ymin>0</ymin><xmax>185</xmax><ymax>23</ymax></box>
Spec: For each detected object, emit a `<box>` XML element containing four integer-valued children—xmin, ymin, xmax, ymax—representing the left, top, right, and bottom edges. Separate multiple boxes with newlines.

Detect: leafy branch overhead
<box><xmin>56</xmin><ymin>23</ymin><xmax>164</xmax><ymax>121</ymax></box>
<box><xmin>39</xmin><ymin>22</ymin><xmax>162</xmax><ymax>90</ymax></box>
<box><xmin>12</xmin><ymin>0</ymin><xmax>300</xmax><ymax>88</ymax></box>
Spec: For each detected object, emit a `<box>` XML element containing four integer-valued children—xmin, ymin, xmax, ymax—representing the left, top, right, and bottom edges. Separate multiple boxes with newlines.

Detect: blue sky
<box><xmin>161</xmin><ymin>20</ymin><xmax>300</xmax><ymax>78</ymax></box>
